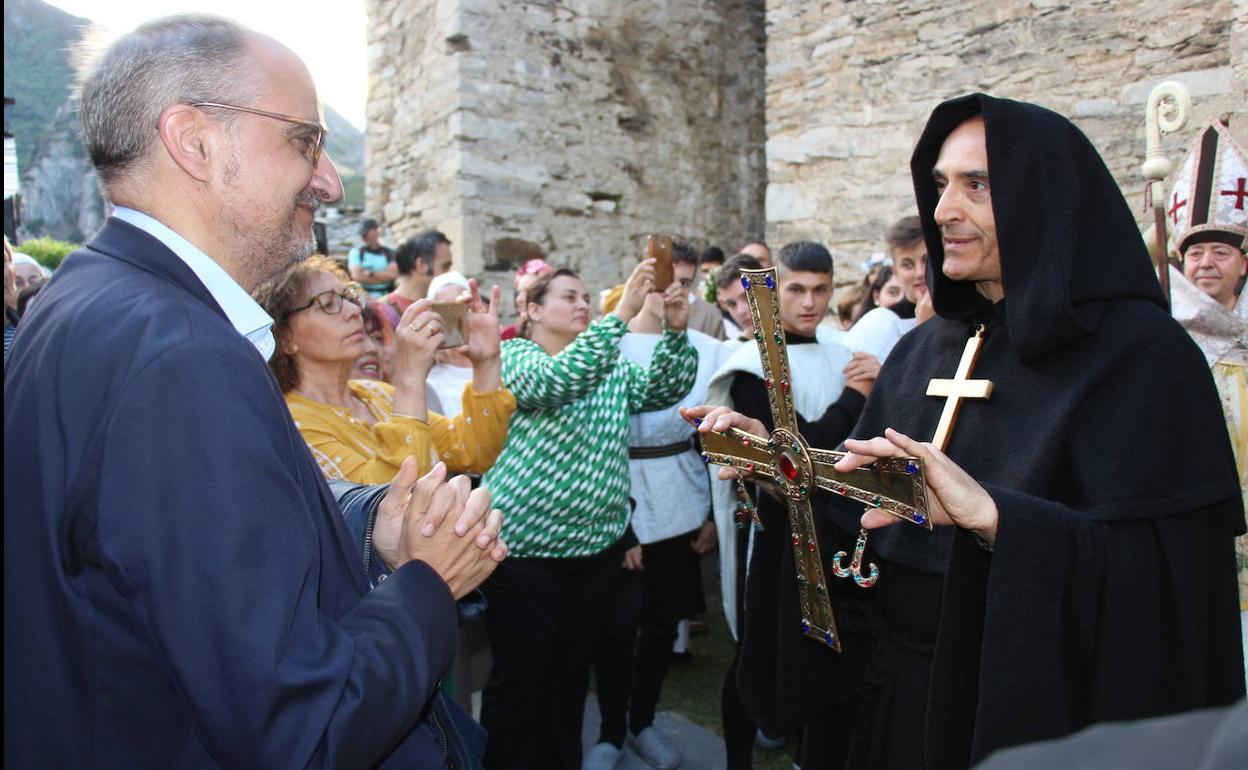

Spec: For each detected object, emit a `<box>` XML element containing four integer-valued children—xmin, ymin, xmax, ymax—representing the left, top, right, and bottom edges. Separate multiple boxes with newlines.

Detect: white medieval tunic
<box><xmin>621</xmin><ymin>329</ymin><xmax>729</xmax><ymax>544</ymax></box>
<box><xmin>1170</xmin><ymin>266</ymin><xmax>1248</xmax><ymax>606</ymax></box>
<box><xmin>705</xmin><ymin>326</ymin><xmax>853</xmax><ymax>638</ymax></box>
<box><xmin>844</xmin><ymin>306</ymin><xmax>917</xmax><ymax>363</ymax></box>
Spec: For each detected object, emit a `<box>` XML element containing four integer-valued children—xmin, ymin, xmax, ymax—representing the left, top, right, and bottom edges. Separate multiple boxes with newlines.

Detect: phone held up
<box><xmin>430</xmin><ymin>302</ymin><xmax>468</xmax><ymax>349</ymax></box>
<box><xmin>645</xmin><ymin>235</ymin><xmax>674</xmax><ymax>293</ymax></box>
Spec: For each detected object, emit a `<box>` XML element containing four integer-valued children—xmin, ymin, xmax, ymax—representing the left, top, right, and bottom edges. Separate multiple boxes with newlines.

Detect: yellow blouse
<box><xmin>286</xmin><ymin>379</ymin><xmax>516</xmax><ymax>484</ymax></box>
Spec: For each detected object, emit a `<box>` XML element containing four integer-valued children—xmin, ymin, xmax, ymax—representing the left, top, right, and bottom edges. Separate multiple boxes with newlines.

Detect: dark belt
<box><xmin>628</xmin><ymin>435</ymin><xmax>698</xmax><ymax>460</ymax></box>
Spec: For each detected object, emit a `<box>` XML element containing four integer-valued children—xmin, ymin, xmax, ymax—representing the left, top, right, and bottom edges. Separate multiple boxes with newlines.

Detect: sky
<box><xmin>44</xmin><ymin>0</ymin><xmax>370</xmax><ymax>129</ymax></box>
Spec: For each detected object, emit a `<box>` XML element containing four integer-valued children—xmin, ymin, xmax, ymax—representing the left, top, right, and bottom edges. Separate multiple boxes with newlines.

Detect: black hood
<box><xmin>910</xmin><ymin>93</ymin><xmax>1166</xmax><ymax>362</ymax></box>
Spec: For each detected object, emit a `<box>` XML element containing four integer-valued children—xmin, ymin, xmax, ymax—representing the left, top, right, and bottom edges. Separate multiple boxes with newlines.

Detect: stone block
<box><xmin>766</xmin><ymin>183</ymin><xmax>818</xmax><ymax>222</ymax></box>
<box><xmin>1121</xmin><ymin>68</ymin><xmax>1234</xmax><ymax>104</ymax></box>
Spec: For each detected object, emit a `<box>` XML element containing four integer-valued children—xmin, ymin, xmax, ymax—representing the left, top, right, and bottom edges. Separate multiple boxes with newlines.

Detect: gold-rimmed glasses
<box><xmin>192</xmin><ymin>101</ymin><xmax>329</xmax><ymax>167</ymax></box>
<box><xmin>284</xmin><ymin>286</ymin><xmax>363</xmax><ymax>319</ymax></box>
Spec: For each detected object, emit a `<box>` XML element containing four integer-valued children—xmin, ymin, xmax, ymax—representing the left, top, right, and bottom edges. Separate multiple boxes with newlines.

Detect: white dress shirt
<box><xmin>112</xmin><ymin>207</ymin><xmax>276</xmax><ymax>360</ymax></box>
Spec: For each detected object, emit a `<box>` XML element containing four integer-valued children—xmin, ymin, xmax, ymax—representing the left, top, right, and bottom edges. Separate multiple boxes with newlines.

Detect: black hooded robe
<box><xmin>827</xmin><ymin>94</ymin><xmax>1246</xmax><ymax>770</ymax></box>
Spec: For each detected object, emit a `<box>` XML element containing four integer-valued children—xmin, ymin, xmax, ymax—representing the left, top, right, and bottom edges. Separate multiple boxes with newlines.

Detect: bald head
<box><xmin>77</xmin><ymin>15</ymin><xmax>267</xmax><ymax>195</ymax></box>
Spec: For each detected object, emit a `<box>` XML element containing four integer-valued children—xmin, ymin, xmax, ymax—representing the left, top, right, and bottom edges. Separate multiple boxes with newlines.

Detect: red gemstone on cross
<box><xmin>780</xmin><ymin>381</ymin><xmax>789</xmax><ymax>393</ymax></box>
<box><xmin>1222</xmin><ymin>178</ymin><xmax>1248</xmax><ymax>210</ymax></box>
<box><xmin>807</xmin><ymin>542</ymin><xmax>816</xmax><ymax>553</ymax></box>
<box><xmin>764</xmin><ymin>379</ymin><xmax>773</xmax><ymax>389</ymax></box>
<box><xmin>778</xmin><ymin>453</ymin><xmax>799</xmax><ymax>481</ymax></box>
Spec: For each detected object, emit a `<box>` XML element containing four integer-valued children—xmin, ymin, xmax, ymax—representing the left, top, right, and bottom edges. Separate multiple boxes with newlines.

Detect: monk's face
<box><xmin>932</xmin><ymin>116</ymin><xmax>1003</xmax><ymax>301</ymax></box>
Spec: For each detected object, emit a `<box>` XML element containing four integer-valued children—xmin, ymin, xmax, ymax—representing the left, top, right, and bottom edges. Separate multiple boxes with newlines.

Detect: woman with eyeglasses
<box><xmin>253</xmin><ymin>255</ymin><xmax>514</xmax><ymax>484</ymax></box>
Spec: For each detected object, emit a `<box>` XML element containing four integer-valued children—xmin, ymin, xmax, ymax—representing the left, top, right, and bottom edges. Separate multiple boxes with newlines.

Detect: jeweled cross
<box><xmin>926</xmin><ymin>325</ymin><xmax>994</xmax><ymax>452</ymax></box>
<box><xmin>1169</xmin><ymin>192</ymin><xmax>1188</xmax><ymax>224</ymax></box>
<box><xmin>1222</xmin><ymin>178</ymin><xmax>1247</xmax><ymax>210</ymax></box>
<box><xmin>696</xmin><ymin>267</ymin><xmax>930</xmax><ymax>652</ymax></box>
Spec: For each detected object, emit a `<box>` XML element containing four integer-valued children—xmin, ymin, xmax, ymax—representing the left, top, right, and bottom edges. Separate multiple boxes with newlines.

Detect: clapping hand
<box><xmin>374</xmin><ymin>459</ymin><xmax>509</xmax><ymax>596</ymax></box>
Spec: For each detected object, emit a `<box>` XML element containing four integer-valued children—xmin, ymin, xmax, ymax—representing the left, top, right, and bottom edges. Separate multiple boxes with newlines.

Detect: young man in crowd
<box><xmin>845</xmin><ymin>215</ymin><xmax>930</xmax><ymax>362</ymax></box>
<box><xmin>674</xmin><ymin>239</ymin><xmax>728</xmax><ymax>340</ymax></box>
<box><xmin>347</xmin><ymin>217</ymin><xmax>397</xmax><ymax>296</ymax></box>
<box><xmin>387</xmin><ymin>228</ymin><xmax>454</xmax><ymax>315</ymax></box>
<box><xmin>715</xmin><ymin>252</ymin><xmax>764</xmax><ymax>343</ymax></box>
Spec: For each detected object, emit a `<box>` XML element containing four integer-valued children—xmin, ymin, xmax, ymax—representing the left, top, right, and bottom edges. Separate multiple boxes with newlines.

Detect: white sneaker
<box><xmin>582</xmin><ymin>741</ymin><xmax>623</xmax><ymax>770</ymax></box>
<box><xmin>628</xmin><ymin>726</ymin><xmax>681</xmax><ymax>770</ymax></box>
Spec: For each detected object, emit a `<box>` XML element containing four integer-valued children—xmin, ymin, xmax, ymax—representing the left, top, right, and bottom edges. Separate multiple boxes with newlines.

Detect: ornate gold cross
<box><xmin>926</xmin><ymin>325</ymin><xmax>993</xmax><ymax>452</ymax></box>
<box><xmin>697</xmin><ymin>267</ymin><xmax>930</xmax><ymax>651</ymax></box>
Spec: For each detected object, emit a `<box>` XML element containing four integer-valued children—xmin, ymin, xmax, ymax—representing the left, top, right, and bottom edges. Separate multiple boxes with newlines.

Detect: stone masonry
<box><xmin>367</xmin><ymin>0</ymin><xmax>1246</xmax><ymax>295</ymax></box>
<box><xmin>765</xmin><ymin>0</ymin><xmax>1247</xmax><ymax>282</ymax></box>
<box><xmin>365</xmin><ymin>0</ymin><xmax>766</xmax><ymax>301</ymax></box>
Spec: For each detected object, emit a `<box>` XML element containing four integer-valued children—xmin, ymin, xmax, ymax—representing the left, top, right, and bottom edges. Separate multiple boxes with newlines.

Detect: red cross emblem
<box><xmin>1221</xmin><ymin>178</ymin><xmax>1247</xmax><ymax>210</ymax></box>
<box><xmin>1168</xmin><ymin>192</ymin><xmax>1188</xmax><ymax>224</ymax></box>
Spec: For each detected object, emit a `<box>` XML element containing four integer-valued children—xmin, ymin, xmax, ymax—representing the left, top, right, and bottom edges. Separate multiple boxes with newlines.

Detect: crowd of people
<box><xmin>4</xmin><ymin>12</ymin><xmax>1246</xmax><ymax>770</ymax></box>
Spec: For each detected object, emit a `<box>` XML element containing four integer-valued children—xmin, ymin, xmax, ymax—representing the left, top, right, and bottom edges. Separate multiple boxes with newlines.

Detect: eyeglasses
<box><xmin>192</xmin><ymin>101</ymin><xmax>329</xmax><ymax>167</ymax></box>
<box><xmin>284</xmin><ymin>287</ymin><xmax>363</xmax><ymax>319</ymax></box>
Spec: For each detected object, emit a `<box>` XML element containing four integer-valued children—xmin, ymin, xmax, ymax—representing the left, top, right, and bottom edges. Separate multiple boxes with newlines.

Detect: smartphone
<box><xmin>645</xmin><ymin>235</ymin><xmax>675</xmax><ymax>292</ymax></box>
<box><xmin>430</xmin><ymin>302</ymin><xmax>468</xmax><ymax>349</ymax></box>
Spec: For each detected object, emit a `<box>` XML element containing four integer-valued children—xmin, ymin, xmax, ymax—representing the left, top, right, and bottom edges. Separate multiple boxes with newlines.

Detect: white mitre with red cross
<box><xmin>1167</xmin><ymin>120</ymin><xmax>1248</xmax><ymax>254</ymax></box>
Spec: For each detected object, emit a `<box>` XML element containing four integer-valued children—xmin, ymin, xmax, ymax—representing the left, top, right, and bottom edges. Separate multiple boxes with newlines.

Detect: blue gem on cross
<box><xmin>701</xmin><ymin>453</ymin><xmax>711</xmax><ymax>464</ymax></box>
<box><xmin>914</xmin><ymin>512</ymin><xmax>927</xmax><ymax>526</ymax></box>
<box><xmin>741</xmin><ymin>276</ymin><xmax>751</xmax><ymax>289</ymax></box>
<box><xmin>800</xmin><ymin>618</ymin><xmax>812</xmax><ymax>634</ymax></box>
<box><xmin>764</xmin><ymin>274</ymin><xmax>775</xmax><ymax>289</ymax></box>
<box><xmin>905</xmin><ymin>460</ymin><xmax>919</xmax><ymax>474</ymax></box>
<box><xmin>823</xmin><ymin>631</ymin><xmax>835</xmax><ymax>646</ymax></box>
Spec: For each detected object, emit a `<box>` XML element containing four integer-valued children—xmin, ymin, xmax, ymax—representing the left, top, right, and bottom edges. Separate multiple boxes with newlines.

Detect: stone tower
<box><xmin>367</xmin><ymin>0</ymin><xmax>1247</xmax><ymax>291</ymax></box>
<box><xmin>365</xmin><ymin>0</ymin><xmax>766</xmax><ymax>295</ymax></box>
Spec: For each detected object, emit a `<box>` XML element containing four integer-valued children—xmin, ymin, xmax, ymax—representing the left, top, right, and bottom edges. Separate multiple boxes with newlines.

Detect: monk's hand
<box><xmin>836</xmin><ymin>428</ymin><xmax>999</xmax><ymax>544</ymax></box>
<box><xmin>681</xmin><ymin>405</ymin><xmax>769</xmax><ymax>481</ymax></box>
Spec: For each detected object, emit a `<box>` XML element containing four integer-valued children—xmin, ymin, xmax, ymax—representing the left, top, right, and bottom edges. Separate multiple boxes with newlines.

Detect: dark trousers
<box><xmin>480</xmin><ymin>540</ymin><xmax>625</xmax><ymax>770</ymax></box>
<box><xmin>723</xmin><ymin>525</ymin><xmax>758</xmax><ymax>770</ymax></box>
<box><xmin>593</xmin><ymin>531</ymin><xmax>702</xmax><ymax>746</ymax></box>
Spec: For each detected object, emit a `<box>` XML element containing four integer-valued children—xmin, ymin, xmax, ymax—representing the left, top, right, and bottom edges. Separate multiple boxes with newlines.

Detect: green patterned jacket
<box><xmin>483</xmin><ymin>315</ymin><xmax>698</xmax><ymax>558</ymax></box>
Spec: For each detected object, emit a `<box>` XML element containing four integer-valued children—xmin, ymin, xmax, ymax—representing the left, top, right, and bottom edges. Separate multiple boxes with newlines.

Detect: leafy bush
<box><xmin>16</xmin><ymin>236</ymin><xmax>79</xmax><ymax>271</ymax></box>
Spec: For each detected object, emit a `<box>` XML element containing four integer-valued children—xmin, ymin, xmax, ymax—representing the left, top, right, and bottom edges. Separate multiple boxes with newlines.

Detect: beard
<box><xmin>217</xmin><ymin>142</ymin><xmax>319</xmax><ymax>288</ymax></box>
<box><xmin>221</xmin><ymin>191</ymin><xmax>319</xmax><ymax>288</ymax></box>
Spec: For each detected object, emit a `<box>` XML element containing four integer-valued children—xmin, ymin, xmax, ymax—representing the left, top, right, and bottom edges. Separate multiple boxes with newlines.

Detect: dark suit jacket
<box><xmin>4</xmin><ymin>218</ymin><xmax>465</xmax><ymax>769</ymax></box>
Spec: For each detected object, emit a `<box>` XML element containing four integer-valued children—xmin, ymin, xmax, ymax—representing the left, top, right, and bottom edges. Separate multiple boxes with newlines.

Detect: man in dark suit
<box><xmin>4</xmin><ymin>15</ymin><xmax>506</xmax><ymax>769</ymax></box>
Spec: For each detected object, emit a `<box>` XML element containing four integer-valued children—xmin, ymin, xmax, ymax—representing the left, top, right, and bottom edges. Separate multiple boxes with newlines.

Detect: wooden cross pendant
<box><xmin>926</xmin><ymin>324</ymin><xmax>993</xmax><ymax>453</ymax></box>
<box><xmin>696</xmin><ymin>267</ymin><xmax>930</xmax><ymax>652</ymax></box>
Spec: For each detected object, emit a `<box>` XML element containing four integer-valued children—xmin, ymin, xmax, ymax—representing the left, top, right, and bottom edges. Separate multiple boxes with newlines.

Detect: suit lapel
<box><xmin>87</xmin><ymin>217</ymin><xmax>229</xmax><ymax>323</ymax></box>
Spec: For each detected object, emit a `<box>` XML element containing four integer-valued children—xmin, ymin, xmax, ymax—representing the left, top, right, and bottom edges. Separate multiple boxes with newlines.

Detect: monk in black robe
<box><xmin>835</xmin><ymin>94</ymin><xmax>1246</xmax><ymax>769</ymax></box>
<box><xmin>692</xmin><ymin>93</ymin><xmax>1245</xmax><ymax>769</ymax></box>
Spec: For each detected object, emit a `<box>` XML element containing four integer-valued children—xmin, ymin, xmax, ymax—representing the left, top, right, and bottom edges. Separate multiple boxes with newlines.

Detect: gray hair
<box><xmin>76</xmin><ymin>15</ymin><xmax>261</xmax><ymax>193</ymax></box>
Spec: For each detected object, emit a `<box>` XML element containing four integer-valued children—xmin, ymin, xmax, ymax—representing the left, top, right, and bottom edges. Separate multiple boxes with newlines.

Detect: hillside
<box><xmin>4</xmin><ymin>0</ymin><xmax>366</xmax><ymax>241</ymax></box>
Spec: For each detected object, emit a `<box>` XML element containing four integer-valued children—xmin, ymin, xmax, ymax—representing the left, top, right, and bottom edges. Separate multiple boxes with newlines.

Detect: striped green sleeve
<box><xmin>501</xmin><ymin>315</ymin><xmax>628</xmax><ymax>410</ymax></box>
<box><xmin>627</xmin><ymin>327</ymin><xmax>698</xmax><ymax>413</ymax></box>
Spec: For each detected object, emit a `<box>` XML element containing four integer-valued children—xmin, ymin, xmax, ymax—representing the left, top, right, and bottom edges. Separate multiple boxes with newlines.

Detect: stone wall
<box><xmin>765</xmin><ymin>0</ymin><xmax>1248</xmax><ymax>284</ymax></box>
<box><xmin>366</xmin><ymin>0</ymin><xmax>767</xmax><ymax>299</ymax></box>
